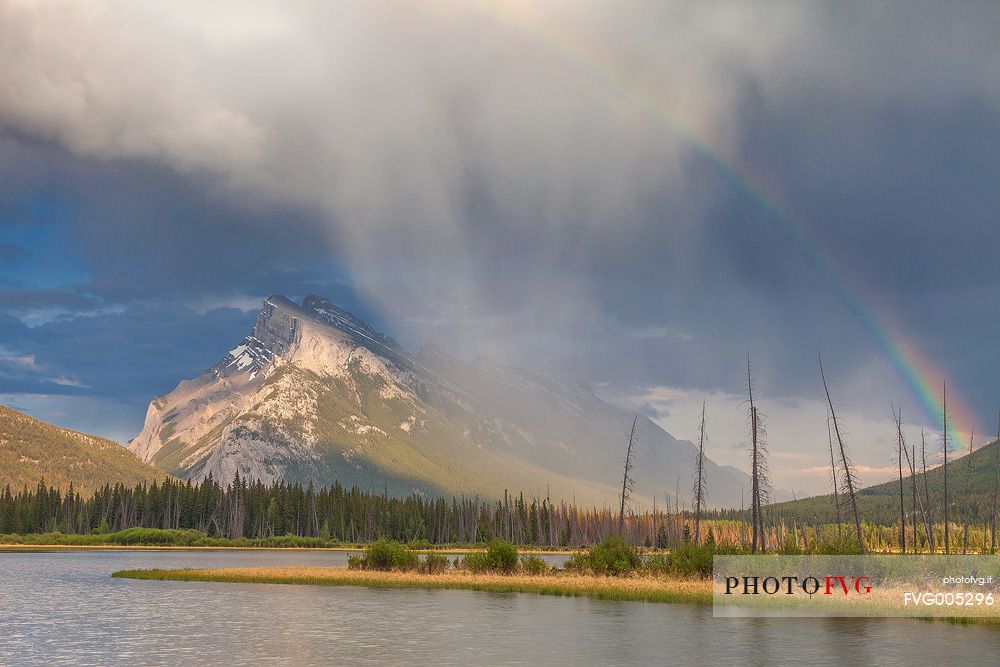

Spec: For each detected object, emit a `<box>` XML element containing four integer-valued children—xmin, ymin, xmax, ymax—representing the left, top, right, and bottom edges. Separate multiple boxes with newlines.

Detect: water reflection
<box><xmin>1</xmin><ymin>550</ymin><xmax>998</xmax><ymax>666</ymax></box>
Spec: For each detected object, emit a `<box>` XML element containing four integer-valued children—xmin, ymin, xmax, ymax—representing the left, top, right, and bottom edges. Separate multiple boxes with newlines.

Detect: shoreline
<box><xmin>0</xmin><ymin>543</ymin><xmax>574</xmax><ymax>555</ymax></box>
<box><xmin>112</xmin><ymin>566</ymin><xmax>713</xmax><ymax>604</ymax></box>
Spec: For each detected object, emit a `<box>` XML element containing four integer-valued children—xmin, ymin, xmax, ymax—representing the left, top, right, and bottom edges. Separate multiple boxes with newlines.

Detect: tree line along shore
<box><xmin>3</xmin><ymin>471</ymin><xmax>999</xmax><ymax>554</ymax></box>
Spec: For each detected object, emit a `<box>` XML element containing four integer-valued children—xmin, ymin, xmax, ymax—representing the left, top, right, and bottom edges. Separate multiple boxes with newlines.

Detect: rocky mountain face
<box><xmin>129</xmin><ymin>295</ymin><xmax>751</xmax><ymax>506</ymax></box>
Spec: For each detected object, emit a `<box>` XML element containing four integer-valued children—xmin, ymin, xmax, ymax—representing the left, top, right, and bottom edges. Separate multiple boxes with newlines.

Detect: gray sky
<box><xmin>2</xmin><ymin>1</ymin><xmax>999</xmax><ymax>494</ymax></box>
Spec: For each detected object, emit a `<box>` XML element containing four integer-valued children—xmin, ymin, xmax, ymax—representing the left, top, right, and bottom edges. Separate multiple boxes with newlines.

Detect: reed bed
<box><xmin>113</xmin><ymin>566</ymin><xmax>713</xmax><ymax>604</ymax></box>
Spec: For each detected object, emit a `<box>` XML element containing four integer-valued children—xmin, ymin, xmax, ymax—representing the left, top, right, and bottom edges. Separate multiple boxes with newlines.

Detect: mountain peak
<box><xmin>128</xmin><ymin>290</ymin><xmax>751</xmax><ymax>506</ymax></box>
<box><xmin>251</xmin><ymin>296</ymin><xmax>302</xmax><ymax>356</ymax></box>
<box><xmin>298</xmin><ymin>294</ymin><xmax>408</xmax><ymax>363</ymax></box>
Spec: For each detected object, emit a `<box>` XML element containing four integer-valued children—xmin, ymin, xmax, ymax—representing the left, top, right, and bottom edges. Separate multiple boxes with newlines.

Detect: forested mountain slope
<box><xmin>0</xmin><ymin>405</ymin><xmax>164</xmax><ymax>495</ymax></box>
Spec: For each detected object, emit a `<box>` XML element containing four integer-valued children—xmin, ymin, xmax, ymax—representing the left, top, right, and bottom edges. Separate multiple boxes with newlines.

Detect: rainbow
<box><xmin>435</xmin><ymin>1</ymin><xmax>977</xmax><ymax>447</ymax></box>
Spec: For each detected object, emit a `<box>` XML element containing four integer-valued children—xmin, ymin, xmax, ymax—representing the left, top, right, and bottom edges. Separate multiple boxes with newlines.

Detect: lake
<box><xmin>2</xmin><ymin>549</ymin><xmax>999</xmax><ymax>665</ymax></box>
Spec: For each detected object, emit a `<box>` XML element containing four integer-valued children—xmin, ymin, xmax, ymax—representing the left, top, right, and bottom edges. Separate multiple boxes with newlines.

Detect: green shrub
<box><xmin>419</xmin><ymin>553</ymin><xmax>450</xmax><ymax>574</ymax></box>
<box><xmin>463</xmin><ymin>540</ymin><xmax>519</xmax><ymax>573</ymax></box>
<box><xmin>780</xmin><ymin>533</ymin><xmax>804</xmax><ymax>555</ymax></box>
<box><xmin>564</xmin><ymin>551</ymin><xmax>590</xmax><ymax>572</ymax></box>
<box><xmin>347</xmin><ymin>554</ymin><xmax>363</xmax><ymax>570</ymax></box>
<box><xmin>520</xmin><ymin>555</ymin><xmax>549</xmax><ymax>576</ymax></box>
<box><xmin>111</xmin><ymin>528</ymin><xmax>204</xmax><ymax>546</ymax></box>
<box><xmin>661</xmin><ymin>543</ymin><xmax>714</xmax><ymax>578</ymax></box>
<box><xmin>406</xmin><ymin>539</ymin><xmax>433</xmax><ymax>550</ymax></box>
<box><xmin>486</xmin><ymin>540</ymin><xmax>519</xmax><ymax>573</ymax></box>
<box><xmin>359</xmin><ymin>540</ymin><xmax>419</xmax><ymax>571</ymax></box>
<box><xmin>641</xmin><ymin>543</ymin><xmax>748</xmax><ymax>578</ymax></box>
<box><xmin>815</xmin><ymin>535</ymin><xmax>864</xmax><ymax>555</ymax></box>
<box><xmin>463</xmin><ymin>551</ymin><xmax>490</xmax><ymax>572</ymax></box>
<box><xmin>0</xmin><ymin>528</ymin><xmax>336</xmax><ymax>549</ymax></box>
<box><xmin>586</xmin><ymin>537</ymin><xmax>642</xmax><ymax>576</ymax></box>
<box><xmin>644</xmin><ymin>554</ymin><xmax>670</xmax><ymax>575</ymax></box>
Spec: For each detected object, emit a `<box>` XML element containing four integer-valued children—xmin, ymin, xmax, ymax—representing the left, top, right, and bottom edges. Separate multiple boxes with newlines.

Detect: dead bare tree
<box><xmin>693</xmin><ymin>400</ymin><xmax>707</xmax><ymax>545</ymax></box>
<box><xmin>943</xmin><ymin>381</ymin><xmax>950</xmax><ymax>553</ymax></box>
<box><xmin>826</xmin><ymin>414</ymin><xmax>842</xmax><ymax>537</ymax></box>
<box><xmin>819</xmin><ymin>353</ymin><xmax>864</xmax><ymax>552</ymax></box>
<box><xmin>901</xmin><ymin>435</ymin><xmax>929</xmax><ymax>554</ymax></box>
<box><xmin>963</xmin><ymin>430</ymin><xmax>974</xmax><ymax>554</ymax></box>
<box><xmin>748</xmin><ymin>354</ymin><xmax>759</xmax><ymax>553</ymax></box>
<box><xmin>746</xmin><ymin>354</ymin><xmax>770</xmax><ymax>553</ymax></box>
<box><xmin>618</xmin><ymin>414</ymin><xmax>638</xmax><ymax>537</ymax></box>
<box><xmin>905</xmin><ymin>443</ymin><xmax>922</xmax><ymax>552</ymax></box>
<box><xmin>921</xmin><ymin>430</ymin><xmax>935</xmax><ymax>553</ymax></box>
<box><xmin>752</xmin><ymin>406</ymin><xmax>771</xmax><ymax>553</ymax></box>
<box><xmin>894</xmin><ymin>407</ymin><xmax>930</xmax><ymax>554</ymax></box>
<box><xmin>892</xmin><ymin>405</ymin><xmax>906</xmax><ymax>553</ymax></box>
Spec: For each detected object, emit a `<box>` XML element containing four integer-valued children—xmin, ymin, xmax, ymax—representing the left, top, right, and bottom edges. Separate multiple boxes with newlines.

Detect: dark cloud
<box><xmin>0</xmin><ymin>286</ymin><xmax>101</xmax><ymax>311</ymax></box>
<box><xmin>0</xmin><ymin>1</ymin><xmax>997</xmax><ymax>441</ymax></box>
<box><xmin>0</xmin><ymin>304</ymin><xmax>255</xmax><ymax>401</ymax></box>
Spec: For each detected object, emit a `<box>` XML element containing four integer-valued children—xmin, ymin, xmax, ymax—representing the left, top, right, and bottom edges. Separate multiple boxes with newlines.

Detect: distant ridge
<box><xmin>0</xmin><ymin>405</ymin><xmax>164</xmax><ymax>495</ymax></box>
<box><xmin>769</xmin><ymin>438</ymin><xmax>1000</xmax><ymax>525</ymax></box>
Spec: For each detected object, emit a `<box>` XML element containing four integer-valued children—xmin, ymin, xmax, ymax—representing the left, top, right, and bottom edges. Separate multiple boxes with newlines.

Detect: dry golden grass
<box><xmin>114</xmin><ymin>566</ymin><xmax>713</xmax><ymax>604</ymax></box>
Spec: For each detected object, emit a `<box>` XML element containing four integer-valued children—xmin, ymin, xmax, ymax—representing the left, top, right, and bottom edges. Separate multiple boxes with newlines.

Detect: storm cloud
<box><xmin>1</xmin><ymin>1</ymin><xmax>999</xmax><ymax>491</ymax></box>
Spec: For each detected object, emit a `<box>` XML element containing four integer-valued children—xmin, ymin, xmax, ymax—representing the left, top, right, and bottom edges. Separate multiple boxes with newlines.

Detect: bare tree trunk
<box><xmin>618</xmin><ymin>414</ymin><xmax>638</xmax><ymax>537</ymax></box>
<box><xmin>752</xmin><ymin>405</ymin><xmax>768</xmax><ymax>554</ymax></box>
<box><xmin>827</xmin><ymin>415</ymin><xmax>841</xmax><ymax>537</ymax></box>
<box><xmin>693</xmin><ymin>400</ymin><xmax>707</xmax><ymax>545</ymax></box>
<box><xmin>820</xmin><ymin>353</ymin><xmax>864</xmax><ymax>552</ymax></box>
<box><xmin>751</xmin><ymin>404</ymin><xmax>759</xmax><ymax>553</ymax></box>
<box><xmin>893</xmin><ymin>405</ymin><xmax>906</xmax><ymax>553</ymax></box>
<box><xmin>897</xmin><ymin>412</ymin><xmax>930</xmax><ymax>553</ymax></box>
<box><xmin>943</xmin><ymin>381</ymin><xmax>949</xmax><ymax>554</ymax></box>
<box><xmin>747</xmin><ymin>354</ymin><xmax>761</xmax><ymax>553</ymax></box>
<box><xmin>921</xmin><ymin>430</ymin><xmax>935</xmax><ymax>553</ymax></box>
<box><xmin>908</xmin><ymin>443</ymin><xmax>919</xmax><ymax>552</ymax></box>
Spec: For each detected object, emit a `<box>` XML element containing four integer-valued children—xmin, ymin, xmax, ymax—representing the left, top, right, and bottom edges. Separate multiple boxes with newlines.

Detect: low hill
<box><xmin>0</xmin><ymin>405</ymin><xmax>165</xmax><ymax>495</ymax></box>
<box><xmin>767</xmin><ymin>438</ymin><xmax>1000</xmax><ymax>526</ymax></box>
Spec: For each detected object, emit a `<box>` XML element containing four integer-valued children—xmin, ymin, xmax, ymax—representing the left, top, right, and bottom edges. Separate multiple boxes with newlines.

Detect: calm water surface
<box><xmin>2</xmin><ymin>550</ymin><xmax>999</xmax><ymax>666</ymax></box>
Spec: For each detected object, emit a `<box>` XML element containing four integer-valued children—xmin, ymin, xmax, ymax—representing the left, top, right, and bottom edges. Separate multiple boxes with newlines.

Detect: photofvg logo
<box><xmin>713</xmin><ymin>554</ymin><xmax>1000</xmax><ymax>618</ymax></box>
<box><xmin>724</xmin><ymin>575</ymin><xmax>872</xmax><ymax>597</ymax></box>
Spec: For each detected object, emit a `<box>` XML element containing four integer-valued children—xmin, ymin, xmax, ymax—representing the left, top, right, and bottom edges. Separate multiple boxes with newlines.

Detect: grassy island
<box><xmin>113</xmin><ymin>537</ymin><xmax>715</xmax><ymax>605</ymax></box>
<box><xmin>112</xmin><ymin>566</ymin><xmax>712</xmax><ymax>604</ymax></box>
